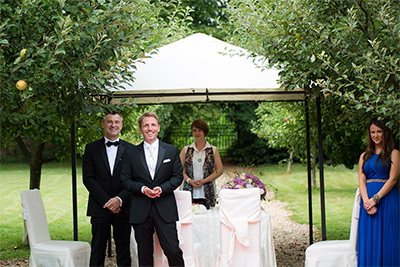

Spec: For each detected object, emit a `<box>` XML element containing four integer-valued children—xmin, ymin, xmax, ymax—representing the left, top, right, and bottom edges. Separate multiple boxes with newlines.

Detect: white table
<box><xmin>130</xmin><ymin>206</ymin><xmax>277</xmax><ymax>267</ymax></box>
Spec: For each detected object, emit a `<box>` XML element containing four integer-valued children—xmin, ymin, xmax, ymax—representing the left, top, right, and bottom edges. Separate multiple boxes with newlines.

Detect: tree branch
<box><xmin>42</xmin><ymin>156</ymin><xmax>58</xmax><ymax>164</ymax></box>
<box><xmin>356</xmin><ymin>0</ymin><xmax>375</xmax><ymax>36</ymax></box>
<box><xmin>14</xmin><ymin>135</ymin><xmax>32</xmax><ymax>165</ymax></box>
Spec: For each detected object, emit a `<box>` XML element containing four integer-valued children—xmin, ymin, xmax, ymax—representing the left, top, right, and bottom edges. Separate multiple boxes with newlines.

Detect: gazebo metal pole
<box><xmin>71</xmin><ymin>121</ymin><xmax>78</xmax><ymax>241</ymax></box>
<box><xmin>305</xmin><ymin>97</ymin><xmax>313</xmax><ymax>244</ymax></box>
<box><xmin>316</xmin><ymin>95</ymin><xmax>327</xmax><ymax>240</ymax></box>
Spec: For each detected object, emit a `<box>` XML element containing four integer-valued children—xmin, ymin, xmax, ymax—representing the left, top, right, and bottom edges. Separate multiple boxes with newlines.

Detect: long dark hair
<box><xmin>362</xmin><ymin>119</ymin><xmax>394</xmax><ymax>172</ymax></box>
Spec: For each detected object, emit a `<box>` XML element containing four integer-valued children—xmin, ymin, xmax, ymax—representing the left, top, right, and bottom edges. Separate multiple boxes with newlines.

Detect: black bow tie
<box><xmin>106</xmin><ymin>141</ymin><xmax>119</xmax><ymax>147</ymax></box>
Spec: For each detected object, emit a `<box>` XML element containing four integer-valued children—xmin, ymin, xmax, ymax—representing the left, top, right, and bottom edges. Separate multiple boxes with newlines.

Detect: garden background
<box><xmin>1</xmin><ymin>0</ymin><xmax>399</xmax><ymax>263</ymax></box>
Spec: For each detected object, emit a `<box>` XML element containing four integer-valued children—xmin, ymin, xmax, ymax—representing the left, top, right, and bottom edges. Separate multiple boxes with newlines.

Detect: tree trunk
<box><xmin>311</xmin><ymin>145</ymin><xmax>317</xmax><ymax>189</ymax></box>
<box><xmin>29</xmin><ymin>160</ymin><xmax>43</xmax><ymax>189</ymax></box>
<box><xmin>287</xmin><ymin>151</ymin><xmax>294</xmax><ymax>173</ymax></box>
<box><xmin>15</xmin><ymin>136</ymin><xmax>46</xmax><ymax>189</ymax></box>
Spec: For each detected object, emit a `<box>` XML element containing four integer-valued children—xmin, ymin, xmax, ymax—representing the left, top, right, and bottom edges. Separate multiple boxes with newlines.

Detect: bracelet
<box><xmin>372</xmin><ymin>194</ymin><xmax>381</xmax><ymax>205</ymax></box>
<box><xmin>186</xmin><ymin>178</ymin><xmax>191</xmax><ymax>183</ymax></box>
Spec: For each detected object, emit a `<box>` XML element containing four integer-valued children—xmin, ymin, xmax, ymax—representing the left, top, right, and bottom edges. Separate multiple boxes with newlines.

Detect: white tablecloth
<box><xmin>130</xmin><ymin>206</ymin><xmax>276</xmax><ymax>267</ymax></box>
<box><xmin>192</xmin><ymin>206</ymin><xmax>276</xmax><ymax>267</ymax></box>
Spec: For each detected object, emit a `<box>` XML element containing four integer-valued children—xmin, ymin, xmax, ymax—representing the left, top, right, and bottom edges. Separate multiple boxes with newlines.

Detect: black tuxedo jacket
<box><xmin>83</xmin><ymin>138</ymin><xmax>133</xmax><ymax>218</ymax></box>
<box><xmin>120</xmin><ymin>140</ymin><xmax>183</xmax><ymax>224</ymax></box>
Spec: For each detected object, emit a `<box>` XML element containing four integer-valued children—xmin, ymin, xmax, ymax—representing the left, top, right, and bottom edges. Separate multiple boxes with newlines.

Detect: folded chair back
<box><xmin>21</xmin><ymin>189</ymin><xmax>51</xmax><ymax>247</ymax></box>
<box><xmin>219</xmin><ymin>188</ymin><xmax>261</xmax><ymax>267</ymax></box>
<box><xmin>304</xmin><ymin>188</ymin><xmax>361</xmax><ymax>267</ymax></box>
<box><xmin>21</xmin><ymin>189</ymin><xmax>91</xmax><ymax>267</ymax></box>
<box><xmin>349</xmin><ymin>188</ymin><xmax>361</xmax><ymax>249</ymax></box>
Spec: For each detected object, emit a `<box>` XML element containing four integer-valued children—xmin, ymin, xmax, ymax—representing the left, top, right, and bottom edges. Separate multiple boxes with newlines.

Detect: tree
<box><xmin>252</xmin><ymin>100</ymin><xmax>366</xmax><ymax>187</ymax></box>
<box><xmin>252</xmin><ymin>102</ymin><xmax>310</xmax><ymax>173</ymax></box>
<box><xmin>154</xmin><ymin>0</ymin><xmax>230</xmax><ymax>39</ymax></box>
<box><xmin>223</xmin><ymin>102</ymin><xmax>287</xmax><ymax>165</ymax></box>
<box><xmin>155</xmin><ymin>103</ymin><xmax>227</xmax><ymax>144</ymax></box>
<box><xmin>0</xmin><ymin>0</ymin><xmax>191</xmax><ymax>189</ymax></box>
<box><xmin>223</xmin><ymin>0</ymin><xmax>400</xmax><ymax>167</ymax></box>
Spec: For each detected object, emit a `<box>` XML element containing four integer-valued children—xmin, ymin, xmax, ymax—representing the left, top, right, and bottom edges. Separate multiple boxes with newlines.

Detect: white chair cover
<box><xmin>153</xmin><ymin>233</ymin><xmax>165</xmax><ymax>267</ymax></box>
<box><xmin>21</xmin><ymin>189</ymin><xmax>91</xmax><ymax>267</ymax></box>
<box><xmin>154</xmin><ymin>190</ymin><xmax>198</xmax><ymax>267</ymax></box>
<box><xmin>219</xmin><ymin>188</ymin><xmax>261</xmax><ymax>267</ymax></box>
<box><xmin>130</xmin><ymin>231</ymin><xmax>139</xmax><ymax>267</ymax></box>
<box><xmin>304</xmin><ymin>188</ymin><xmax>361</xmax><ymax>267</ymax></box>
<box><xmin>260</xmin><ymin>210</ymin><xmax>277</xmax><ymax>267</ymax></box>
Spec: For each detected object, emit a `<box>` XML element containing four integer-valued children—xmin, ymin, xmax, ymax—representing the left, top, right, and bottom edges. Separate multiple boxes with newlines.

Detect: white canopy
<box><xmin>110</xmin><ymin>33</ymin><xmax>304</xmax><ymax>104</ymax></box>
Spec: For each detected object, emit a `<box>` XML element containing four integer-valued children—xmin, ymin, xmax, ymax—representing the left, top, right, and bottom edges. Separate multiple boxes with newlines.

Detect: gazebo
<box><xmin>108</xmin><ymin>33</ymin><xmax>304</xmax><ymax>104</ymax></box>
<box><xmin>72</xmin><ymin>33</ymin><xmax>328</xmax><ymax>245</ymax></box>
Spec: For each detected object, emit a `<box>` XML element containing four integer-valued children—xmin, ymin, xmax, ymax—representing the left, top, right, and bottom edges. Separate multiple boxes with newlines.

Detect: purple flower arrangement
<box><xmin>221</xmin><ymin>171</ymin><xmax>267</xmax><ymax>201</ymax></box>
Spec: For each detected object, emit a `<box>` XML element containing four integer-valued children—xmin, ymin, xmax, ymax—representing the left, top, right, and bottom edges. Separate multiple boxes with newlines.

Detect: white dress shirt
<box><xmin>144</xmin><ymin>139</ymin><xmax>159</xmax><ymax>180</ymax></box>
<box><xmin>104</xmin><ymin>137</ymin><xmax>120</xmax><ymax>176</ymax></box>
<box><xmin>104</xmin><ymin>137</ymin><xmax>122</xmax><ymax>207</ymax></box>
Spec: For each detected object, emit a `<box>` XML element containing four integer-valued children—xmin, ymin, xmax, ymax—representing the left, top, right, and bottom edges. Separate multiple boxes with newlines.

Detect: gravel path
<box><xmin>261</xmin><ymin>193</ymin><xmax>318</xmax><ymax>267</ymax></box>
<box><xmin>1</xmin><ymin>169</ymin><xmax>318</xmax><ymax>267</ymax></box>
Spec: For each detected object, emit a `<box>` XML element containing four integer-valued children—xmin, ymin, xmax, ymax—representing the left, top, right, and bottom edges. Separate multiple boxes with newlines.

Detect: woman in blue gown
<box><xmin>357</xmin><ymin>119</ymin><xmax>400</xmax><ymax>267</ymax></box>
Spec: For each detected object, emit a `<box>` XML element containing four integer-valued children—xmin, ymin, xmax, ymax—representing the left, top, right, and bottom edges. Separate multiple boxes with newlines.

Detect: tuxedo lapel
<box><xmin>98</xmin><ymin>138</ymin><xmax>111</xmax><ymax>175</ymax></box>
<box><xmin>113</xmin><ymin>142</ymin><xmax>125</xmax><ymax>173</ymax></box>
<box><xmin>138</xmin><ymin>143</ymin><xmax>152</xmax><ymax>179</ymax></box>
<box><xmin>155</xmin><ymin>143</ymin><xmax>166</xmax><ymax>178</ymax></box>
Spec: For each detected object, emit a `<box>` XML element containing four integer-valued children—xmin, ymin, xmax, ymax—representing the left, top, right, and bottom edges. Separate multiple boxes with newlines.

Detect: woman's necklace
<box><xmin>195</xmin><ymin>141</ymin><xmax>206</xmax><ymax>163</ymax></box>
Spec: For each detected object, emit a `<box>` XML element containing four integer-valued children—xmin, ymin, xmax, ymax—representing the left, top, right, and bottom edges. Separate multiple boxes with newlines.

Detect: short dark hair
<box><xmin>138</xmin><ymin>111</ymin><xmax>159</xmax><ymax>128</ymax></box>
<box><xmin>191</xmin><ymin>119</ymin><xmax>209</xmax><ymax>137</ymax></box>
<box><xmin>103</xmin><ymin>111</ymin><xmax>123</xmax><ymax>122</ymax></box>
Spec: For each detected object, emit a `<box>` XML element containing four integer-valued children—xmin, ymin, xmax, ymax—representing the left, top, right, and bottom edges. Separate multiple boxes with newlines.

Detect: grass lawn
<box><xmin>0</xmin><ymin>161</ymin><xmax>359</xmax><ymax>260</ymax></box>
<box><xmin>256</xmin><ymin>163</ymin><xmax>359</xmax><ymax>240</ymax></box>
<box><xmin>0</xmin><ymin>161</ymin><xmax>91</xmax><ymax>260</ymax></box>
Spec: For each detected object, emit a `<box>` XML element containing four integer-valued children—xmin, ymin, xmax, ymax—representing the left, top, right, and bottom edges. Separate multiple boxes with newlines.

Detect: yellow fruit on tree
<box><xmin>20</xmin><ymin>48</ymin><xmax>27</xmax><ymax>59</ymax></box>
<box><xmin>16</xmin><ymin>80</ymin><xmax>27</xmax><ymax>91</ymax></box>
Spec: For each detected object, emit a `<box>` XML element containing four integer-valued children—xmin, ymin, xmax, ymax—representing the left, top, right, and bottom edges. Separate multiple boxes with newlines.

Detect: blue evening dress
<box><xmin>357</xmin><ymin>154</ymin><xmax>400</xmax><ymax>267</ymax></box>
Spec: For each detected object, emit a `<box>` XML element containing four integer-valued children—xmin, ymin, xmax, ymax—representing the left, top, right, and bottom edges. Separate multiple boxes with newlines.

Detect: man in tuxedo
<box><xmin>121</xmin><ymin>111</ymin><xmax>184</xmax><ymax>267</ymax></box>
<box><xmin>83</xmin><ymin>111</ymin><xmax>133</xmax><ymax>267</ymax></box>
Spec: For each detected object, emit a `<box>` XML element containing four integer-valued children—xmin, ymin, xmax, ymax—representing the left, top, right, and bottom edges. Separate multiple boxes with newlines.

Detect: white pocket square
<box><xmin>163</xmin><ymin>158</ymin><xmax>171</xmax><ymax>163</ymax></box>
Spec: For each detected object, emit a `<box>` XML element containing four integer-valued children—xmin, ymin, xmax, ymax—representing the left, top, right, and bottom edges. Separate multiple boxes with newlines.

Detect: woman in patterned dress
<box><xmin>357</xmin><ymin>119</ymin><xmax>400</xmax><ymax>266</ymax></box>
<box><xmin>180</xmin><ymin>119</ymin><xmax>223</xmax><ymax>209</ymax></box>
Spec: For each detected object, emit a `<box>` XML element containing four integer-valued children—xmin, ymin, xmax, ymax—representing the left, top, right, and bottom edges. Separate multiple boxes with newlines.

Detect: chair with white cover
<box><xmin>219</xmin><ymin>188</ymin><xmax>261</xmax><ymax>267</ymax></box>
<box><xmin>21</xmin><ymin>189</ymin><xmax>91</xmax><ymax>267</ymax></box>
<box><xmin>154</xmin><ymin>190</ymin><xmax>201</xmax><ymax>267</ymax></box>
<box><xmin>304</xmin><ymin>188</ymin><xmax>361</xmax><ymax>267</ymax></box>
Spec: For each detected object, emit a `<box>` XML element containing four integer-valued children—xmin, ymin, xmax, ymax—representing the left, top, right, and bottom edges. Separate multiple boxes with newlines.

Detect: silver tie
<box><xmin>146</xmin><ymin>146</ymin><xmax>156</xmax><ymax>179</ymax></box>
